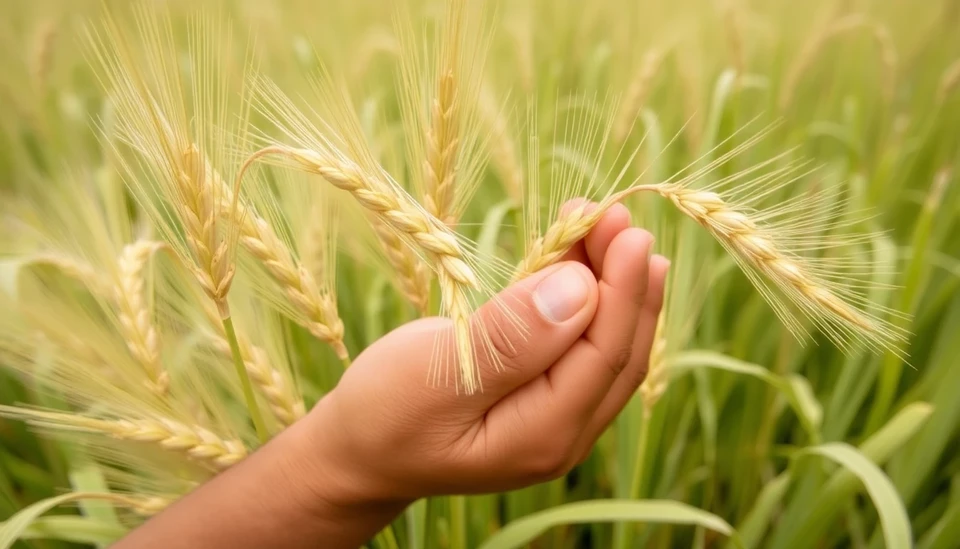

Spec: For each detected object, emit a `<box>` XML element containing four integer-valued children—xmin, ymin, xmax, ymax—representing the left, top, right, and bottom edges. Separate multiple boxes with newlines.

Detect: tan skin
<box><xmin>114</xmin><ymin>203</ymin><xmax>669</xmax><ymax>548</ymax></box>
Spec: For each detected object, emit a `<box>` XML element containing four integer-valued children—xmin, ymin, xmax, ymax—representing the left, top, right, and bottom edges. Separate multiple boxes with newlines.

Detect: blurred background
<box><xmin>1</xmin><ymin>0</ymin><xmax>958</xmax><ymax>547</ymax></box>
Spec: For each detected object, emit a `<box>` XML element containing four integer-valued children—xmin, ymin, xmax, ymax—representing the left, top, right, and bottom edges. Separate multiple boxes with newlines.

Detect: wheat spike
<box><xmin>202</xmin><ymin>303</ymin><xmax>305</xmax><ymax>426</ymax></box>
<box><xmin>115</xmin><ymin>240</ymin><xmax>168</xmax><ymax>396</ymax></box>
<box><xmin>177</xmin><ymin>145</ymin><xmax>236</xmax><ymax>318</ymax></box>
<box><xmin>209</xmin><ymin>159</ymin><xmax>347</xmax><ymax>358</ymax></box>
<box><xmin>516</xmin><ymin>181</ymin><xmax>902</xmax><ymax>355</ymax></box>
<box><xmin>639</xmin><ymin>314</ymin><xmax>668</xmax><ymax>413</ymax></box>
<box><xmin>239</xmin><ymin>145</ymin><xmax>483</xmax><ymax>391</ymax></box>
<box><xmin>127</xmin><ymin>495</ymin><xmax>173</xmax><ymax>516</ymax></box>
<box><xmin>424</xmin><ymin>67</ymin><xmax>460</xmax><ymax>226</ymax></box>
<box><xmin>371</xmin><ymin>216</ymin><xmax>431</xmax><ymax>315</ymax></box>
<box><xmin>0</xmin><ymin>407</ymin><xmax>246</xmax><ymax>470</ymax></box>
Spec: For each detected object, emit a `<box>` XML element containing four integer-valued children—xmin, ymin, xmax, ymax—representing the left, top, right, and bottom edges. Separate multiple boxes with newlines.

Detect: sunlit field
<box><xmin>1</xmin><ymin>0</ymin><xmax>958</xmax><ymax>547</ymax></box>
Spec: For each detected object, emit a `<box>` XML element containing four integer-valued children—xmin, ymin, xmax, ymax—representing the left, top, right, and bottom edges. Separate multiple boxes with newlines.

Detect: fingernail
<box><xmin>533</xmin><ymin>265</ymin><xmax>589</xmax><ymax>322</ymax></box>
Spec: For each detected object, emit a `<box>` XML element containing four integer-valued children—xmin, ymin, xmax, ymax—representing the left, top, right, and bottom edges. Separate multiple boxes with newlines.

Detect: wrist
<box><xmin>277</xmin><ymin>397</ymin><xmax>410</xmax><ymax>538</ymax></box>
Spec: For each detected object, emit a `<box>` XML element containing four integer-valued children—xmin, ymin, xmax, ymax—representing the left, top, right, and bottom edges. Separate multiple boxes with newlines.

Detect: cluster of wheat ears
<box><xmin>0</xmin><ymin>1</ymin><xmax>907</xmax><ymax>523</ymax></box>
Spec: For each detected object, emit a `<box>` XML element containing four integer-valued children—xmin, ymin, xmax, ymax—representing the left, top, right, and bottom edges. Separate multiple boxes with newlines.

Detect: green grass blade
<box><xmin>5</xmin><ymin>516</ymin><xmax>126</xmax><ymax>545</ymax></box>
<box><xmin>801</xmin><ymin>443</ymin><xmax>912</xmax><ymax>549</ymax></box>
<box><xmin>479</xmin><ymin>500</ymin><xmax>741</xmax><ymax>549</ymax></box>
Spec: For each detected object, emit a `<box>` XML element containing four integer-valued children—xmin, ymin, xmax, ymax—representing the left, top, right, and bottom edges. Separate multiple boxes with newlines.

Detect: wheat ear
<box><xmin>208</xmin><ymin>160</ymin><xmax>347</xmax><ymax>358</ymax></box>
<box><xmin>639</xmin><ymin>314</ymin><xmax>668</xmax><ymax>413</ymax></box>
<box><xmin>177</xmin><ymin>145</ymin><xmax>235</xmax><ymax>318</ymax></box>
<box><xmin>115</xmin><ymin>240</ymin><xmax>168</xmax><ymax>396</ymax></box>
<box><xmin>0</xmin><ymin>407</ymin><xmax>246</xmax><ymax>470</ymax></box>
<box><xmin>202</xmin><ymin>303</ymin><xmax>305</xmax><ymax>426</ymax></box>
<box><xmin>371</xmin><ymin>216</ymin><xmax>431</xmax><ymax>315</ymax></box>
<box><xmin>238</xmin><ymin>146</ymin><xmax>483</xmax><ymax>391</ymax></box>
<box><xmin>424</xmin><ymin>68</ymin><xmax>460</xmax><ymax>226</ymax></box>
<box><xmin>516</xmin><ymin>183</ymin><xmax>898</xmax><ymax>352</ymax></box>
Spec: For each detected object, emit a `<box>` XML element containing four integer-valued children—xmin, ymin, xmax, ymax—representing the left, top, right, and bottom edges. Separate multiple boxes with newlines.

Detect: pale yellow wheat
<box><xmin>177</xmin><ymin>145</ymin><xmax>235</xmax><ymax>318</ymax></box>
<box><xmin>639</xmin><ymin>315</ymin><xmax>668</xmax><ymax>413</ymax></box>
<box><xmin>208</xmin><ymin>158</ymin><xmax>347</xmax><ymax>358</ymax></box>
<box><xmin>516</xmin><ymin>183</ymin><xmax>899</xmax><ymax>353</ymax></box>
<box><xmin>424</xmin><ymin>69</ymin><xmax>460</xmax><ymax>226</ymax></box>
<box><xmin>115</xmin><ymin>240</ymin><xmax>168</xmax><ymax>396</ymax></box>
<box><xmin>371</xmin><ymin>216</ymin><xmax>431</xmax><ymax>315</ymax></box>
<box><xmin>239</xmin><ymin>145</ymin><xmax>483</xmax><ymax>391</ymax></box>
<box><xmin>0</xmin><ymin>407</ymin><xmax>246</xmax><ymax>470</ymax></box>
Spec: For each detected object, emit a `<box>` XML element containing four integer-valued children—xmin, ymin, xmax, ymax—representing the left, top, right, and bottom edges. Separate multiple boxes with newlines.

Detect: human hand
<box><xmin>112</xmin><ymin>203</ymin><xmax>670</xmax><ymax>549</ymax></box>
<box><xmin>292</xmin><ymin>202</ymin><xmax>669</xmax><ymax>508</ymax></box>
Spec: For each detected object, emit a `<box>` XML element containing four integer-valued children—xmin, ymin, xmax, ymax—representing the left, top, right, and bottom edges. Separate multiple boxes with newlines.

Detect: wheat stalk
<box><xmin>208</xmin><ymin>160</ymin><xmax>347</xmax><ymax>358</ymax></box>
<box><xmin>516</xmin><ymin>182</ymin><xmax>899</xmax><ymax>353</ymax></box>
<box><xmin>238</xmin><ymin>145</ymin><xmax>483</xmax><ymax>391</ymax></box>
<box><xmin>0</xmin><ymin>407</ymin><xmax>247</xmax><ymax>470</ymax></box>
<box><xmin>115</xmin><ymin>240</ymin><xmax>168</xmax><ymax>396</ymax></box>
<box><xmin>202</xmin><ymin>303</ymin><xmax>305</xmax><ymax>426</ymax></box>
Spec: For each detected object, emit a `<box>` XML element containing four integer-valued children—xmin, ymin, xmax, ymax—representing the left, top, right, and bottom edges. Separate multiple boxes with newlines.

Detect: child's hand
<box><xmin>294</xmin><ymin>203</ymin><xmax>669</xmax><ymax>505</ymax></box>
<box><xmin>112</xmin><ymin>203</ymin><xmax>670</xmax><ymax>549</ymax></box>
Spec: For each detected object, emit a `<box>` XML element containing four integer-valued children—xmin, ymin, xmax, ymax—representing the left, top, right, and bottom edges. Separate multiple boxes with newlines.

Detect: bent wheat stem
<box><xmin>238</xmin><ymin>145</ymin><xmax>483</xmax><ymax>391</ymax></box>
<box><xmin>517</xmin><ymin>183</ymin><xmax>897</xmax><ymax>353</ymax></box>
<box><xmin>209</xmin><ymin>159</ymin><xmax>348</xmax><ymax>358</ymax></box>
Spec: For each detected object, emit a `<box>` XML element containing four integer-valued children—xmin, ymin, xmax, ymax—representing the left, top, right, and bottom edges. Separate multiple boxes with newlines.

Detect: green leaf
<box><xmin>801</xmin><ymin>443</ymin><xmax>911</xmax><ymax>549</ymax></box>
<box><xmin>670</xmin><ymin>351</ymin><xmax>823</xmax><ymax>441</ymax></box>
<box><xmin>0</xmin><ymin>492</ymin><xmax>127</xmax><ymax>549</ymax></box>
<box><xmin>6</xmin><ymin>516</ymin><xmax>126</xmax><ymax>545</ymax></box>
<box><xmin>478</xmin><ymin>499</ymin><xmax>741</xmax><ymax>549</ymax></box>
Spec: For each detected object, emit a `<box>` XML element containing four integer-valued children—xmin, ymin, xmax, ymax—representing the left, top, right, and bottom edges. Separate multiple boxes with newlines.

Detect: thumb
<box><xmin>473</xmin><ymin>261</ymin><xmax>598</xmax><ymax>397</ymax></box>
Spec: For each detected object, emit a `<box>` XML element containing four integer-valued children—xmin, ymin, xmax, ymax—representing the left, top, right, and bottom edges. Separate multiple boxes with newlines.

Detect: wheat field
<box><xmin>0</xmin><ymin>0</ymin><xmax>958</xmax><ymax>547</ymax></box>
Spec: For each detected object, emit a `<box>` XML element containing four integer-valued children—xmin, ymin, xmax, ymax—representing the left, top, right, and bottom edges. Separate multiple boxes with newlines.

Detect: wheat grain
<box><xmin>424</xmin><ymin>68</ymin><xmax>460</xmax><ymax>226</ymax></box>
<box><xmin>0</xmin><ymin>407</ymin><xmax>246</xmax><ymax>470</ymax></box>
<box><xmin>239</xmin><ymin>145</ymin><xmax>483</xmax><ymax>391</ymax></box>
<box><xmin>115</xmin><ymin>240</ymin><xmax>168</xmax><ymax>396</ymax></box>
<box><xmin>371</xmin><ymin>216</ymin><xmax>431</xmax><ymax>315</ymax></box>
<box><xmin>208</xmin><ymin>158</ymin><xmax>347</xmax><ymax>358</ymax></box>
<box><xmin>515</xmin><ymin>182</ymin><xmax>900</xmax><ymax>353</ymax></box>
<box><xmin>639</xmin><ymin>314</ymin><xmax>668</xmax><ymax>413</ymax></box>
<box><xmin>177</xmin><ymin>145</ymin><xmax>236</xmax><ymax>318</ymax></box>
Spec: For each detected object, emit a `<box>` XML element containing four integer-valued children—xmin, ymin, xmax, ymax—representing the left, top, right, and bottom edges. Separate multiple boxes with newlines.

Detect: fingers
<box><xmin>579</xmin><ymin>253</ymin><xmax>669</xmax><ymax>454</ymax></box>
<box><xmin>471</xmin><ymin>261</ymin><xmax>599</xmax><ymax>399</ymax></box>
<box><xmin>542</xmin><ymin>228</ymin><xmax>655</xmax><ymax>425</ymax></box>
<box><xmin>558</xmin><ymin>201</ymin><xmax>632</xmax><ymax>276</ymax></box>
<box><xmin>583</xmin><ymin>203</ymin><xmax>631</xmax><ymax>278</ymax></box>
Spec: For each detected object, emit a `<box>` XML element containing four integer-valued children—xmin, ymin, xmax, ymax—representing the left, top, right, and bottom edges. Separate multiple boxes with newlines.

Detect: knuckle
<box><xmin>525</xmin><ymin>433</ymin><xmax>579</xmax><ymax>481</ymax></box>
<box><xmin>603</xmin><ymin>344</ymin><xmax>634</xmax><ymax>375</ymax></box>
